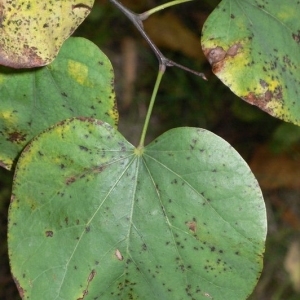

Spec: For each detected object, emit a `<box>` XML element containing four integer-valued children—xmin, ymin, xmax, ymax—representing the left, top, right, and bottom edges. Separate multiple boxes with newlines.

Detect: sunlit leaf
<box><xmin>0</xmin><ymin>37</ymin><xmax>117</xmax><ymax>170</ymax></box>
<box><xmin>201</xmin><ymin>0</ymin><xmax>300</xmax><ymax>125</ymax></box>
<box><xmin>0</xmin><ymin>0</ymin><xmax>94</xmax><ymax>68</ymax></box>
<box><xmin>8</xmin><ymin>118</ymin><xmax>266</xmax><ymax>300</ymax></box>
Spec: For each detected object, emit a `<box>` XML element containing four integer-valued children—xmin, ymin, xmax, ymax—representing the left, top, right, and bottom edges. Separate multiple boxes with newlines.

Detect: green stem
<box><xmin>138</xmin><ymin>65</ymin><xmax>166</xmax><ymax>149</ymax></box>
<box><xmin>140</xmin><ymin>0</ymin><xmax>193</xmax><ymax>20</ymax></box>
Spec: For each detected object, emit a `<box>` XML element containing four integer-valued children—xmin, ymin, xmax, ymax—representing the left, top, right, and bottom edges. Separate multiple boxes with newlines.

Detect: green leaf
<box><xmin>0</xmin><ymin>1</ymin><xmax>94</xmax><ymax>68</ymax></box>
<box><xmin>0</xmin><ymin>37</ymin><xmax>118</xmax><ymax>170</ymax></box>
<box><xmin>201</xmin><ymin>0</ymin><xmax>300</xmax><ymax>125</ymax></box>
<box><xmin>8</xmin><ymin>118</ymin><xmax>266</xmax><ymax>300</ymax></box>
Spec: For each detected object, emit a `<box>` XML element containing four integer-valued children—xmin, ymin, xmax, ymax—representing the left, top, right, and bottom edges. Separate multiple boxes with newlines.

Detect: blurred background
<box><xmin>1</xmin><ymin>0</ymin><xmax>300</xmax><ymax>299</ymax></box>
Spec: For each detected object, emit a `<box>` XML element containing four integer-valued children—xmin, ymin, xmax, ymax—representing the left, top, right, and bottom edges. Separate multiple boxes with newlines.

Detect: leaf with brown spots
<box><xmin>0</xmin><ymin>0</ymin><xmax>94</xmax><ymax>68</ymax></box>
<box><xmin>0</xmin><ymin>37</ymin><xmax>118</xmax><ymax>170</ymax></box>
<box><xmin>8</xmin><ymin>119</ymin><xmax>266</xmax><ymax>299</ymax></box>
<box><xmin>201</xmin><ymin>0</ymin><xmax>300</xmax><ymax>125</ymax></box>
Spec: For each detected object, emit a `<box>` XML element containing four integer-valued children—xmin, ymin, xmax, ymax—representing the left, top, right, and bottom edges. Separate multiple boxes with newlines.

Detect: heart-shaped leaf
<box><xmin>0</xmin><ymin>37</ymin><xmax>117</xmax><ymax>170</ymax></box>
<box><xmin>8</xmin><ymin>118</ymin><xmax>266</xmax><ymax>300</ymax></box>
<box><xmin>201</xmin><ymin>0</ymin><xmax>300</xmax><ymax>125</ymax></box>
<box><xmin>0</xmin><ymin>0</ymin><xmax>94</xmax><ymax>68</ymax></box>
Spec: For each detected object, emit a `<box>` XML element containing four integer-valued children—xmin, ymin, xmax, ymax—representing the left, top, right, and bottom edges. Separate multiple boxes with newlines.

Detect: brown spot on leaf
<box><xmin>45</xmin><ymin>230</ymin><xmax>53</xmax><ymax>237</ymax></box>
<box><xmin>206</xmin><ymin>46</ymin><xmax>226</xmax><ymax>65</ymax></box>
<box><xmin>274</xmin><ymin>86</ymin><xmax>283</xmax><ymax>100</ymax></box>
<box><xmin>204</xmin><ymin>43</ymin><xmax>242</xmax><ymax>73</ymax></box>
<box><xmin>226</xmin><ymin>43</ymin><xmax>242</xmax><ymax>57</ymax></box>
<box><xmin>186</xmin><ymin>221</ymin><xmax>197</xmax><ymax>233</ymax></box>
<box><xmin>292</xmin><ymin>31</ymin><xmax>300</xmax><ymax>43</ymax></box>
<box><xmin>77</xmin><ymin>290</ymin><xmax>88</xmax><ymax>300</ymax></box>
<box><xmin>7</xmin><ymin>131</ymin><xmax>27</xmax><ymax>144</ymax></box>
<box><xmin>95</xmin><ymin>165</ymin><xmax>106</xmax><ymax>174</ymax></box>
<box><xmin>265</xmin><ymin>90</ymin><xmax>273</xmax><ymax>101</ymax></box>
<box><xmin>12</xmin><ymin>276</ymin><xmax>25</xmax><ymax>298</ymax></box>
<box><xmin>243</xmin><ymin>92</ymin><xmax>270</xmax><ymax>112</ymax></box>
<box><xmin>0</xmin><ymin>44</ymin><xmax>44</xmax><ymax>69</ymax></box>
<box><xmin>66</xmin><ymin>176</ymin><xmax>76</xmax><ymax>185</ymax></box>
<box><xmin>243</xmin><ymin>87</ymin><xmax>281</xmax><ymax>115</ymax></box>
<box><xmin>88</xmin><ymin>269</ymin><xmax>96</xmax><ymax>282</ymax></box>
<box><xmin>260</xmin><ymin>79</ymin><xmax>268</xmax><ymax>88</ymax></box>
<box><xmin>77</xmin><ymin>269</ymin><xmax>96</xmax><ymax>300</ymax></box>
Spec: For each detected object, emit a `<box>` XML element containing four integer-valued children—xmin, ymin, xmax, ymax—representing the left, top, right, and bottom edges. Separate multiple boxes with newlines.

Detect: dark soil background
<box><xmin>1</xmin><ymin>0</ymin><xmax>300</xmax><ymax>299</ymax></box>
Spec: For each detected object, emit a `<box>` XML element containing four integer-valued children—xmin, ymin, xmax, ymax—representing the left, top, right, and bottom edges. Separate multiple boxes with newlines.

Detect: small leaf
<box><xmin>8</xmin><ymin>118</ymin><xmax>266</xmax><ymax>300</ymax></box>
<box><xmin>0</xmin><ymin>0</ymin><xmax>94</xmax><ymax>68</ymax></box>
<box><xmin>201</xmin><ymin>0</ymin><xmax>300</xmax><ymax>125</ymax></box>
<box><xmin>0</xmin><ymin>37</ymin><xmax>118</xmax><ymax>170</ymax></box>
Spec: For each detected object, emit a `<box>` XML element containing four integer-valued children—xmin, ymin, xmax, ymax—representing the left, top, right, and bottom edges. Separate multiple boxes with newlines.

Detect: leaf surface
<box><xmin>8</xmin><ymin>118</ymin><xmax>266</xmax><ymax>300</ymax></box>
<box><xmin>0</xmin><ymin>0</ymin><xmax>94</xmax><ymax>68</ymax></box>
<box><xmin>0</xmin><ymin>37</ymin><xmax>117</xmax><ymax>170</ymax></box>
<box><xmin>201</xmin><ymin>0</ymin><xmax>300</xmax><ymax>125</ymax></box>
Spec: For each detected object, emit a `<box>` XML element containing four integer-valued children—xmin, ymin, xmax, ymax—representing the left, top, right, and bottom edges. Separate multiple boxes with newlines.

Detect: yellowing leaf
<box><xmin>0</xmin><ymin>1</ymin><xmax>94</xmax><ymax>68</ymax></box>
<box><xmin>201</xmin><ymin>0</ymin><xmax>300</xmax><ymax>125</ymax></box>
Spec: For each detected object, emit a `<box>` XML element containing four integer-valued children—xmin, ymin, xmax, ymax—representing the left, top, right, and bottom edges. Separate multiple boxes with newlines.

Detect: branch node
<box><xmin>109</xmin><ymin>0</ymin><xmax>206</xmax><ymax>80</ymax></box>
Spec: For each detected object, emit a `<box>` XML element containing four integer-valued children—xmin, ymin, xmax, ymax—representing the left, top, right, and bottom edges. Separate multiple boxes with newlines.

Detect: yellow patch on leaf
<box><xmin>68</xmin><ymin>60</ymin><xmax>91</xmax><ymax>86</ymax></box>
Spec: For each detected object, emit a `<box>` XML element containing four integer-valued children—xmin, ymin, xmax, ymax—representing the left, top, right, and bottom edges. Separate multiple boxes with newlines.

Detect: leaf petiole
<box><xmin>137</xmin><ymin>65</ymin><xmax>166</xmax><ymax>150</ymax></box>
